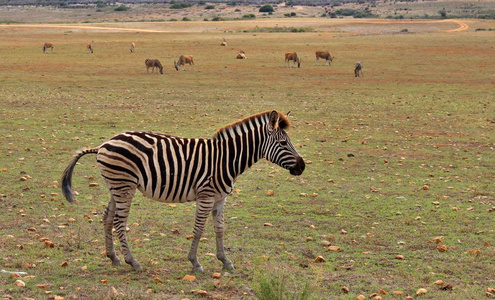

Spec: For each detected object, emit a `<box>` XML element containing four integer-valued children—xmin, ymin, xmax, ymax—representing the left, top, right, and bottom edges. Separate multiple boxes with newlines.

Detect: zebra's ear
<box><xmin>269</xmin><ymin>110</ymin><xmax>280</xmax><ymax>130</ymax></box>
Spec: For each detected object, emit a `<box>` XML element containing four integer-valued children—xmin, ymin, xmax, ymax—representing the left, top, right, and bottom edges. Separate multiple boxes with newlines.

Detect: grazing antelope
<box><xmin>86</xmin><ymin>42</ymin><xmax>93</xmax><ymax>54</ymax></box>
<box><xmin>174</xmin><ymin>55</ymin><xmax>194</xmax><ymax>71</ymax></box>
<box><xmin>236</xmin><ymin>52</ymin><xmax>247</xmax><ymax>59</ymax></box>
<box><xmin>221</xmin><ymin>38</ymin><xmax>227</xmax><ymax>46</ymax></box>
<box><xmin>354</xmin><ymin>61</ymin><xmax>363</xmax><ymax>77</ymax></box>
<box><xmin>43</xmin><ymin>42</ymin><xmax>54</xmax><ymax>54</ymax></box>
<box><xmin>315</xmin><ymin>50</ymin><xmax>333</xmax><ymax>66</ymax></box>
<box><xmin>145</xmin><ymin>58</ymin><xmax>164</xmax><ymax>74</ymax></box>
<box><xmin>285</xmin><ymin>52</ymin><xmax>301</xmax><ymax>68</ymax></box>
<box><xmin>130</xmin><ymin>42</ymin><xmax>135</xmax><ymax>53</ymax></box>
<box><xmin>61</xmin><ymin>110</ymin><xmax>305</xmax><ymax>272</ymax></box>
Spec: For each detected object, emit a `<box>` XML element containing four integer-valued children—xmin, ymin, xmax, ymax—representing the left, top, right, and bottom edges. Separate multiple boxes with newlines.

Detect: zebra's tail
<box><xmin>61</xmin><ymin>147</ymin><xmax>99</xmax><ymax>203</ymax></box>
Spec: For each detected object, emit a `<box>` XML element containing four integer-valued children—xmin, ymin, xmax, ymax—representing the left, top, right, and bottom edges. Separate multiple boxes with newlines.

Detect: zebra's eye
<box><xmin>280</xmin><ymin>140</ymin><xmax>288</xmax><ymax>146</ymax></box>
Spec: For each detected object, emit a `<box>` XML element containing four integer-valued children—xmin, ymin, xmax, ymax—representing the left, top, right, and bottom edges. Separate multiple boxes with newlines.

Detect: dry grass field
<box><xmin>0</xmin><ymin>15</ymin><xmax>494</xmax><ymax>300</ymax></box>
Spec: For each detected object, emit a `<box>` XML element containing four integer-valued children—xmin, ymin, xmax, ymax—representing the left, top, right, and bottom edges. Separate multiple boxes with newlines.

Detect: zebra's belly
<box><xmin>139</xmin><ymin>186</ymin><xmax>197</xmax><ymax>203</ymax></box>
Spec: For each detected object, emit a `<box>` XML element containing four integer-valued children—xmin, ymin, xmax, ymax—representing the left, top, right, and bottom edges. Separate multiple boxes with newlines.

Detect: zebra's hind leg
<box><xmin>212</xmin><ymin>198</ymin><xmax>234</xmax><ymax>270</ymax></box>
<box><xmin>188</xmin><ymin>197</ymin><xmax>215</xmax><ymax>272</ymax></box>
<box><xmin>103</xmin><ymin>196</ymin><xmax>121</xmax><ymax>266</ymax></box>
<box><xmin>112</xmin><ymin>188</ymin><xmax>143</xmax><ymax>271</ymax></box>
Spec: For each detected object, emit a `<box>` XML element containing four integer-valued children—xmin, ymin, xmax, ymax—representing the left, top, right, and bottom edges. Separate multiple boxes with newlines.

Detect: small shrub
<box><xmin>182</xmin><ymin>17</ymin><xmax>191</xmax><ymax>21</ymax></box>
<box><xmin>170</xmin><ymin>3</ymin><xmax>192</xmax><ymax>9</ymax></box>
<box><xmin>439</xmin><ymin>9</ymin><xmax>447</xmax><ymax>18</ymax></box>
<box><xmin>243</xmin><ymin>14</ymin><xmax>256</xmax><ymax>19</ymax></box>
<box><xmin>212</xmin><ymin>16</ymin><xmax>225</xmax><ymax>21</ymax></box>
<box><xmin>205</xmin><ymin>5</ymin><xmax>215</xmax><ymax>9</ymax></box>
<box><xmin>255</xmin><ymin>273</ymin><xmax>311</xmax><ymax>300</ymax></box>
<box><xmin>114</xmin><ymin>5</ymin><xmax>130</xmax><ymax>12</ymax></box>
<box><xmin>259</xmin><ymin>5</ymin><xmax>274</xmax><ymax>13</ymax></box>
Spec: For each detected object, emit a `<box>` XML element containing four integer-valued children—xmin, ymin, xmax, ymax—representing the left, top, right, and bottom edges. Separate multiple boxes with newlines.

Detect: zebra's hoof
<box><xmin>224</xmin><ymin>263</ymin><xmax>235</xmax><ymax>270</ymax></box>
<box><xmin>193</xmin><ymin>265</ymin><xmax>204</xmax><ymax>273</ymax></box>
<box><xmin>109</xmin><ymin>256</ymin><xmax>121</xmax><ymax>266</ymax></box>
<box><xmin>132</xmin><ymin>262</ymin><xmax>143</xmax><ymax>271</ymax></box>
<box><xmin>111</xmin><ymin>260</ymin><xmax>121</xmax><ymax>266</ymax></box>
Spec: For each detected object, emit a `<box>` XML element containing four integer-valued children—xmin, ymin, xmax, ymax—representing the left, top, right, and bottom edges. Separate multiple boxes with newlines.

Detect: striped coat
<box><xmin>61</xmin><ymin>111</ymin><xmax>305</xmax><ymax>272</ymax></box>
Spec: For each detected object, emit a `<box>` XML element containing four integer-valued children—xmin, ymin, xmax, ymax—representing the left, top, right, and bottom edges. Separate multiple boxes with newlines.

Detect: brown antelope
<box><xmin>221</xmin><ymin>38</ymin><xmax>227</xmax><ymax>46</ymax></box>
<box><xmin>86</xmin><ymin>42</ymin><xmax>93</xmax><ymax>54</ymax></box>
<box><xmin>315</xmin><ymin>50</ymin><xmax>333</xmax><ymax>66</ymax></box>
<box><xmin>43</xmin><ymin>42</ymin><xmax>54</xmax><ymax>54</ymax></box>
<box><xmin>130</xmin><ymin>42</ymin><xmax>135</xmax><ymax>53</ymax></box>
<box><xmin>236</xmin><ymin>52</ymin><xmax>247</xmax><ymax>59</ymax></box>
<box><xmin>285</xmin><ymin>52</ymin><xmax>300</xmax><ymax>68</ymax></box>
<box><xmin>175</xmin><ymin>55</ymin><xmax>194</xmax><ymax>71</ymax></box>
<box><xmin>145</xmin><ymin>58</ymin><xmax>164</xmax><ymax>74</ymax></box>
<box><xmin>354</xmin><ymin>62</ymin><xmax>363</xmax><ymax>77</ymax></box>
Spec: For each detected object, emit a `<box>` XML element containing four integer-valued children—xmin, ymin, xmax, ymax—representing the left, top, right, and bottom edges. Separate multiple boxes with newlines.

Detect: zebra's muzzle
<box><xmin>289</xmin><ymin>156</ymin><xmax>305</xmax><ymax>176</ymax></box>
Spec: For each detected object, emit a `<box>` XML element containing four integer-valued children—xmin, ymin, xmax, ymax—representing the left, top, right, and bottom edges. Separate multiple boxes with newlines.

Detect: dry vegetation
<box><xmin>0</xmin><ymin>12</ymin><xmax>494</xmax><ymax>300</ymax></box>
<box><xmin>1</xmin><ymin>0</ymin><xmax>495</xmax><ymax>24</ymax></box>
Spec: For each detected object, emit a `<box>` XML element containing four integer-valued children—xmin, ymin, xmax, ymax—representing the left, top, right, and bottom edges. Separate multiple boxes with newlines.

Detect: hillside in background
<box><xmin>0</xmin><ymin>0</ymin><xmax>494</xmax><ymax>22</ymax></box>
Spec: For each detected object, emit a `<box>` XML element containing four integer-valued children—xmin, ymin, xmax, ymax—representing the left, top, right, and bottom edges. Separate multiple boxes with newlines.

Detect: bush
<box><xmin>334</xmin><ymin>8</ymin><xmax>374</xmax><ymax>18</ymax></box>
<box><xmin>212</xmin><ymin>16</ymin><xmax>225</xmax><ymax>21</ymax></box>
<box><xmin>114</xmin><ymin>5</ymin><xmax>130</xmax><ymax>11</ymax></box>
<box><xmin>259</xmin><ymin>5</ymin><xmax>274</xmax><ymax>13</ymax></box>
<box><xmin>205</xmin><ymin>5</ymin><xmax>215</xmax><ymax>9</ymax></box>
<box><xmin>242</xmin><ymin>14</ymin><xmax>256</xmax><ymax>19</ymax></box>
<box><xmin>438</xmin><ymin>9</ymin><xmax>447</xmax><ymax>18</ymax></box>
<box><xmin>170</xmin><ymin>3</ymin><xmax>192</xmax><ymax>9</ymax></box>
<box><xmin>182</xmin><ymin>17</ymin><xmax>191</xmax><ymax>21</ymax></box>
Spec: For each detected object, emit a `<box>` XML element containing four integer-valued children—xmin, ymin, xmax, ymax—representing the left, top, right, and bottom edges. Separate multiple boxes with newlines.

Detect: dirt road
<box><xmin>0</xmin><ymin>18</ymin><xmax>470</xmax><ymax>33</ymax></box>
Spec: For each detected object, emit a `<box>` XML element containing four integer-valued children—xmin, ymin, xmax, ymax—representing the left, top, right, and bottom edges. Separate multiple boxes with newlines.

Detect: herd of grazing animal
<box><xmin>41</xmin><ymin>39</ymin><xmax>362</xmax><ymax>76</ymax></box>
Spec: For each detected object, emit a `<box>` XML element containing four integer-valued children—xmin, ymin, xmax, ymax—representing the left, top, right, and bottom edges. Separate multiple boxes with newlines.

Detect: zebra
<box><xmin>61</xmin><ymin>110</ymin><xmax>305</xmax><ymax>272</ymax></box>
<box><xmin>354</xmin><ymin>61</ymin><xmax>363</xmax><ymax>77</ymax></box>
<box><xmin>145</xmin><ymin>58</ymin><xmax>163</xmax><ymax>74</ymax></box>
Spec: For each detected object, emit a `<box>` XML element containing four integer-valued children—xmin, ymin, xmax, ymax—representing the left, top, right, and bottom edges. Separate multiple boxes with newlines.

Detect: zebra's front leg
<box><xmin>212</xmin><ymin>198</ymin><xmax>234</xmax><ymax>270</ymax></box>
<box><xmin>112</xmin><ymin>190</ymin><xmax>143</xmax><ymax>271</ymax></box>
<box><xmin>103</xmin><ymin>197</ymin><xmax>121</xmax><ymax>266</ymax></box>
<box><xmin>188</xmin><ymin>198</ymin><xmax>214</xmax><ymax>272</ymax></box>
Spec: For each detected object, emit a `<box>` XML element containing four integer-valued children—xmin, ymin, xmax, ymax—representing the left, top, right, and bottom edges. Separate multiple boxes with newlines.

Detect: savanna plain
<box><xmin>0</xmin><ymin>15</ymin><xmax>494</xmax><ymax>300</ymax></box>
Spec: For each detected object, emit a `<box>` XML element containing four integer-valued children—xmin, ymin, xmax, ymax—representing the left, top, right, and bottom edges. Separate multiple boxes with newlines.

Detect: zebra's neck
<box><xmin>213</xmin><ymin>113</ymin><xmax>269</xmax><ymax>180</ymax></box>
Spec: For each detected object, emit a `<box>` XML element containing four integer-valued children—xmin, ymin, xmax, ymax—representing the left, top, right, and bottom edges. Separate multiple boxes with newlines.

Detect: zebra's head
<box><xmin>264</xmin><ymin>111</ymin><xmax>305</xmax><ymax>176</ymax></box>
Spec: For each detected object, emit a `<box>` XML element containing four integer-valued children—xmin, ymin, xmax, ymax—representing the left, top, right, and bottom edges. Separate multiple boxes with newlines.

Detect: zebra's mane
<box><xmin>213</xmin><ymin>110</ymin><xmax>290</xmax><ymax>140</ymax></box>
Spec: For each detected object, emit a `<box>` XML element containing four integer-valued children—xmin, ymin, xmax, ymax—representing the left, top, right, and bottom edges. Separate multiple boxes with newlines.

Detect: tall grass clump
<box><xmin>255</xmin><ymin>273</ymin><xmax>311</xmax><ymax>300</ymax></box>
